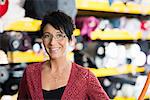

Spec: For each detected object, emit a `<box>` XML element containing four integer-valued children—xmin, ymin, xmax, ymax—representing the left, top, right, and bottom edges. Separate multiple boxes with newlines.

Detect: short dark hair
<box><xmin>40</xmin><ymin>10</ymin><xmax>75</xmax><ymax>40</ymax></box>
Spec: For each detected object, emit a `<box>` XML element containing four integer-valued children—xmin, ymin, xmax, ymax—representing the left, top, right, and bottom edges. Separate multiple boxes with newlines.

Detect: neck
<box><xmin>47</xmin><ymin>58</ymin><xmax>71</xmax><ymax>73</ymax></box>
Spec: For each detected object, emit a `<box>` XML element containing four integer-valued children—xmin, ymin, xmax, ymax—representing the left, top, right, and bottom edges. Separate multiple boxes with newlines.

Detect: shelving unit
<box><xmin>1</xmin><ymin>0</ymin><xmax>150</xmax><ymax>99</ymax></box>
<box><xmin>1</xmin><ymin>0</ymin><xmax>148</xmax><ymax>76</ymax></box>
<box><xmin>75</xmin><ymin>0</ymin><xmax>150</xmax><ymax>99</ymax></box>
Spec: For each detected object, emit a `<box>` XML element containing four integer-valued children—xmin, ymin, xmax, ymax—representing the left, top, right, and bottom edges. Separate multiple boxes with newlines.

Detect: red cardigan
<box><xmin>18</xmin><ymin>62</ymin><xmax>109</xmax><ymax>100</ymax></box>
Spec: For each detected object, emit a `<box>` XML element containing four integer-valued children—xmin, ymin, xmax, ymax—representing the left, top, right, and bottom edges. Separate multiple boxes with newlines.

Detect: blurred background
<box><xmin>0</xmin><ymin>0</ymin><xmax>150</xmax><ymax>99</ymax></box>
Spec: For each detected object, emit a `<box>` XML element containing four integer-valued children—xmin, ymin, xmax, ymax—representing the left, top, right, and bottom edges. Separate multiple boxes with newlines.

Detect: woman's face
<box><xmin>42</xmin><ymin>24</ymin><xmax>68</xmax><ymax>59</ymax></box>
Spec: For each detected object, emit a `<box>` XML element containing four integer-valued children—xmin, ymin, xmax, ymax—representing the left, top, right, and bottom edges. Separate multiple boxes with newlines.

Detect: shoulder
<box><xmin>25</xmin><ymin>62</ymin><xmax>43</xmax><ymax>74</ymax></box>
<box><xmin>72</xmin><ymin>62</ymin><xmax>95</xmax><ymax>79</ymax></box>
<box><xmin>73</xmin><ymin>62</ymin><xmax>88</xmax><ymax>73</ymax></box>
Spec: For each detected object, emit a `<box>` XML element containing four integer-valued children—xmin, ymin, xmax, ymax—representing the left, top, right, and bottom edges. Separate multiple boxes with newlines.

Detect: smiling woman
<box><xmin>17</xmin><ymin>10</ymin><xmax>109</xmax><ymax>100</ymax></box>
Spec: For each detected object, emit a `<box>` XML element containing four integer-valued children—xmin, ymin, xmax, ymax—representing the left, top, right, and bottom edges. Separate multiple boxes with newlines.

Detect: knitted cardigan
<box><xmin>18</xmin><ymin>62</ymin><xmax>109</xmax><ymax>100</ymax></box>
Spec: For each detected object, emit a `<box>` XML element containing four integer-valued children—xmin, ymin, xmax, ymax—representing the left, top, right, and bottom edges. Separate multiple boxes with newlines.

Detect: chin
<box><xmin>49</xmin><ymin>53</ymin><xmax>65</xmax><ymax>60</ymax></box>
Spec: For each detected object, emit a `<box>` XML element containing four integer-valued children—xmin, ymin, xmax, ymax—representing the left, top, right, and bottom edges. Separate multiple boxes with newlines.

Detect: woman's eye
<box><xmin>43</xmin><ymin>35</ymin><xmax>50</xmax><ymax>38</ymax></box>
<box><xmin>56</xmin><ymin>34</ymin><xmax>63</xmax><ymax>38</ymax></box>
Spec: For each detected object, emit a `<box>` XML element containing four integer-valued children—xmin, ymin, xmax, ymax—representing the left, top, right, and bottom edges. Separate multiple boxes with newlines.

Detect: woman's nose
<box><xmin>49</xmin><ymin>36</ymin><xmax>58</xmax><ymax>45</ymax></box>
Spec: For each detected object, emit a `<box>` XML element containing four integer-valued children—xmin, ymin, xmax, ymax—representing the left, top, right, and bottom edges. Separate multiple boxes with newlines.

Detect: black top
<box><xmin>42</xmin><ymin>86</ymin><xmax>66</xmax><ymax>100</ymax></box>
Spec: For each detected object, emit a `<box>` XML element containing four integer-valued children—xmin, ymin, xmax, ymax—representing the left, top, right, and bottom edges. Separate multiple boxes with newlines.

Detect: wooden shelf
<box><xmin>89</xmin><ymin>64</ymin><xmax>145</xmax><ymax>77</ymax></box>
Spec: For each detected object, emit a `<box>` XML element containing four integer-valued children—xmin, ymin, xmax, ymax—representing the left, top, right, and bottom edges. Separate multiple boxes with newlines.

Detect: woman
<box><xmin>18</xmin><ymin>11</ymin><xmax>109</xmax><ymax>100</ymax></box>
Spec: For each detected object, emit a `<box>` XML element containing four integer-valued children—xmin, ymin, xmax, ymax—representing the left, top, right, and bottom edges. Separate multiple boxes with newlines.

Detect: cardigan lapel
<box><xmin>61</xmin><ymin>63</ymin><xmax>88</xmax><ymax>100</ymax></box>
<box><xmin>37</xmin><ymin>62</ymin><xmax>44</xmax><ymax>100</ymax></box>
<box><xmin>61</xmin><ymin>63</ymin><xmax>77</xmax><ymax>100</ymax></box>
<box><xmin>27</xmin><ymin>62</ymin><xmax>44</xmax><ymax>100</ymax></box>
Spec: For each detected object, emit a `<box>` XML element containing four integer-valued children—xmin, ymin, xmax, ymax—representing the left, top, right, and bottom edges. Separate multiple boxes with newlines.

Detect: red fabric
<box><xmin>0</xmin><ymin>0</ymin><xmax>8</xmax><ymax>17</ymax></box>
<box><xmin>18</xmin><ymin>62</ymin><xmax>109</xmax><ymax>100</ymax></box>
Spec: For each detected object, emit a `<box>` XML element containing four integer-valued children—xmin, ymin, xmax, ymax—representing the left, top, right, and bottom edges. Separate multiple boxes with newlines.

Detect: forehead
<box><xmin>43</xmin><ymin>24</ymin><xmax>63</xmax><ymax>34</ymax></box>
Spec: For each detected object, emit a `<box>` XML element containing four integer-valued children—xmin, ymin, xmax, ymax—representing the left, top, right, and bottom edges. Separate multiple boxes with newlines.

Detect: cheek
<box><xmin>65</xmin><ymin>42</ymin><xmax>70</xmax><ymax>52</ymax></box>
<box><xmin>42</xmin><ymin>40</ymin><xmax>49</xmax><ymax>47</ymax></box>
<box><xmin>62</xmin><ymin>41</ymin><xmax>68</xmax><ymax>49</ymax></box>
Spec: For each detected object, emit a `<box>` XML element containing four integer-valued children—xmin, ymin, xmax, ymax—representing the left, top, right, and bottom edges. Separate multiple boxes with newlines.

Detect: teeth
<box><xmin>50</xmin><ymin>47</ymin><xmax>59</xmax><ymax>52</ymax></box>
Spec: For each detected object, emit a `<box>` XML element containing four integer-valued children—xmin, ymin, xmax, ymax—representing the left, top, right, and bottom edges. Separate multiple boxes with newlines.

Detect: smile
<box><xmin>49</xmin><ymin>47</ymin><xmax>60</xmax><ymax>53</ymax></box>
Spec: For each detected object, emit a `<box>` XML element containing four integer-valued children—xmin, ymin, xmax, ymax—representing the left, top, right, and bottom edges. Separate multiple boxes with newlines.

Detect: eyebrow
<box><xmin>43</xmin><ymin>32</ymin><xmax>51</xmax><ymax>35</ymax></box>
<box><xmin>43</xmin><ymin>31</ymin><xmax>63</xmax><ymax>34</ymax></box>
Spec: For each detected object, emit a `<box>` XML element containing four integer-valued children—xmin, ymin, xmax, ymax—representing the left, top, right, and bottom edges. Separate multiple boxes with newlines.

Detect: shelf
<box><xmin>7</xmin><ymin>50</ymin><xmax>74</xmax><ymax>63</ymax></box>
<box><xmin>4</xmin><ymin>17</ymin><xmax>150</xmax><ymax>41</ymax></box>
<box><xmin>89</xmin><ymin>64</ymin><xmax>145</xmax><ymax>77</ymax></box>
<box><xmin>7</xmin><ymin>50</ymin><xmax>49</xmax><ymax>63</ymax></box>
<box><xmin>4</xmin><ymin>18</ymin><xmax>80</xmax><ymax>36</ymax></box>
<box><xmin>4</xmin><ymin>18</ymin><xmax>42</xmax><ymax>32</ymax></box>
<box><xmin>76</xmin><ymin>0</ymin><xmax>150</xmax><ymax>15</ymax></box>
<box><xmin>114</xmin><ymin>96</ymin><xmax>150</xmax><ymax>100</ymax></box>
<box><xmin>76</xmin><ymin>0</ymin><xmax>110</xmax><ymax>12</ymax></box>
<box><xmin>90</xmin><ymin>29</ymin><xmax>142</xmax><ymax>40</ymax></box>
